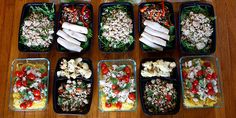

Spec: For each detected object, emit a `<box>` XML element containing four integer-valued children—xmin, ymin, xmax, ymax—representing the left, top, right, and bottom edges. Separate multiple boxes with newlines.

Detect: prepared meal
<box><xmin>56</xmin><ymin>58</ymin><xmax>92</xmax><ymax>79</ymax></box>
<box><xmin>103</xmin><ymin>0</ymin><xmax>144</xmax><ymax>4</ymax></box>
<box><xmin>141</xmin><ymin>59</ymin><xmax>176</xmax><ymax>78</ymax></box>
<box><xmin>98</xmin><ymin>60</ymin><xmax>137</xmax><ymax>111</ymax></box>
<box><xmin>19</xmin><ymin>3</ymin><xmax>55</xmax><ymax>52</ymax></box>
<box><xmin>99</xmin><ymin>3</ymin><xmax>134</xmax><ymax>52</ymax></box>
<box><xmin>57</xmin><ymin>4</ymin><xmax>93</xmax><ymax>52</ymax></box>
<box><xmin>181</xmin><ymin>58</ymin><xmax>220</xmax><ymax>107</ymax></box>
<box><xmin>139</xmin><ymin>2</ymin><xmax>175</xmax><ymax>51</ymax></box>
<box><xmin>57</xmin><ymin>79</ymin><xmax>92</xmax><ymax>112</ymax></box>
<box><xmin>180</xmin><ymin>3</ymin><xmax>216</xmax><ymax>54</ymax></box>
<box><xmin>10</xmin><ymin>59</ymin><xmax>49</xmax><ymax>110</ymax></box>
<box><xmin>143</xmin><ymin>78</ymin><xmax>177</xmax><ymax>113</ymax></box>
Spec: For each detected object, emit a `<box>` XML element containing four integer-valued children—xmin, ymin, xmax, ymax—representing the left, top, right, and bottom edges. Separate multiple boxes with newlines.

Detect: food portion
<box><xmin>143</xmin><ymin>78</ymin><xmax>177</xmax><ymax>113</ymax></box>
<box><xmin>182</xmin><ymin>58</ymin><xmax>219</xmax><ymax>107</ymax></box>
<box><xmin>19</xmin><ymin>4</ymin><xmax>55</xmax><ymax>51</ymax></box>
<box><xmin>180</xmin><ymin>5</ymin><xmax>214</xmax><ymax>53</ymax></box>
<box><xmin>57</xmin><ymin>4</ymin><xmax>93</xmax><ymax>52</ymax></box>
<box><xmin>57</xmin><ymin>79</ymin><xmax>92</xmax><ymax>112</ymax></box>
<box><xmin>99</xmin><ymin>62</ymin><xmax>136</xmax><ymax>111</ymax></box>
<box><xmin>141</xmin><ymin>59</ymin><xmax>176</xmax><ymax>78</ymax></box>
<box><xmin>56</xmin><ymin>58</ymin><xmax>92</xmax><ymax>79</ymax></box>
<box><xmin>99</xmin><ymin>5</ymin><xmax>134</xmax><ymax>52</ymax></box>
<box><xmin>139</xmin><ymin>2</ymin><xmax>175</xmax><ymax>51</ymax></box>
<box><xmin>12</xmin><ymin>63</ymin><xmax>48</xmax><ymax>110</ymax></box>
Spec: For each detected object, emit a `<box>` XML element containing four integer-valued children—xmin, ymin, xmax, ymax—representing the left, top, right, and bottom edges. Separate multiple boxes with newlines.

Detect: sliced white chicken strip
<box><xmin>139</xmin><ymin>37</ymin><xmax>163</xmax><ymax>51</ymax></box>
<box><xmin>63</xmin><ymin>29</ymin><xmax>87</xmax><ymax>42</ymax></box>
<box><xmin>62</xmin><ymin>22</ymin><xmax>88</xmax><ymax>34</ymax></box>
<box><xmin>57</xmin><ymin>37</ymin><xmax>83</xmax><ymax>52</ymax></box>
<box><xmin>57</xmin><ymin>30</ymin><xmax>81</xmax><ymax>46</ymax></box>
<box><xmin>144</xmin><ymin>20</ymin><xmax>169</xmax><ymax>34</ymax></box>
<box><xmin>141</xmin><ymin>32</ymin><xmax>166</xmax><ymax>47</ymax></box>
<box><xmin>144</xmin><ymin>27</ymin><xmax>170</xmax><ymax>41</ymax></box>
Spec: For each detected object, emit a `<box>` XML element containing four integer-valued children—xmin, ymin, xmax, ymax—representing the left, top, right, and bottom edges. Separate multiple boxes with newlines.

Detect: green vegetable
<box><xmin>110</xmin><ymin>77</ymin><xmax>118</xmax><ymax>85</ymax></box>
<box><xmin>30</xmin><ymin>3</ymin><xmax>55</xmax><ymax>21</ymax></box>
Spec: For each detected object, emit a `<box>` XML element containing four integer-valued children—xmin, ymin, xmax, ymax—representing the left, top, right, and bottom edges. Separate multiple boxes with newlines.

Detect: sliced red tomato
<box><xmin>206</xmin><ymin>74</ymin><xmax>212</xmax><ymax>80</ymax></box>
<box><xmin>112</xmin><ymin>84</ymin><xmax>118</xmax><ymax>90</ymax></box>
<box><xmin>191</xmin><ymin>87</ymin><xmax>198</xmax><ymax>94</ymax></box>
<box><xmin>203</xmin><ymin>61</ymin><xmax>211</xmax><ymax>67</ymax></box>
<box><xmin>166</xmin><ymin>94</ymin><xmax>172</xmax><ymax>102</ymax></box>
<box><xmin>34</xmin><ymin>95</ymin><xmax>41</xmax><ymax>101</ymax></box>
<box><xmin>41</xmin><ymin>72</ymin><xmax>47</xmax><ymax>78</ymax></box>
<box><xmin>124</xmin><ymin>66</ymin><xmax>131</xmax><ymax>75</ymax></box>
<box><xmin>192</xmin><ymin>80</ymin><xmax>199</xmax><ymax>86</ymax></box>
<box><xmin>33</xmin><ymin>89</ymin><xmax>41</xmax><ymax>97</ymax></box>
<box><xmin>22</xmin><ymin>80</ymin><xmax>27</xmax><ymax>87</ymax></box>
<box><xmin>123</xmin><ymin>75</ymin><xmax>129</xmax><ymax>83</ymax></box>
<box><xmin>102</xmin><ymin>68</ymin><xmax>109</xmax><ymax>75</ymax></box>
<box><xmin>113</xmin><ymin>90</ymin><xmax>120</xmax><ymax>94</ymax></box>
<box><xmin>58</xmin><ymin>89</ymin><xmax>64</xmax><ymax>94</ymax></box>
<box><xmin>128</xmin><ymin>93</ymin><xmax>136</xmax><ymax>101</ymax></box>
<box><xmin>15</xmin><ymin>71</ymin><xmax>24</xmax><ymax>78</ymax></box>
<box><xmin>21</xmin><ymin>66</ymin><xmax>26</xmax><ymax>72</ymax></box>
<box><xmin>208</xmin><ymin>89</ymin><xmax>215</xmax><ymax>95</ymax></box>
<box><xmin>182</xmin><ymin>70</ymin><xmax>188</xmax><ymax>79</ymax></box>
<box><xmin>38</xmin><ymin>83</ymin><xmax>45</xmax><ymax>89</ymax></box>
<box><xmin>197</xmin><ymin>70</ymin><xmax>203</xmax><ymax>77</ymax></box>
<box><xmin>27</xmin><ymin>73</ymin><xmax>36</xmax><ymax>81</ymax></box>
<box><xmin>117</xmin><ymin>76</ymin><xmax>123</xmax><ymax>81</ymax></box>
<box><xmin>16</xmin><ymin>80</ymin><xmax>22</xmax><ymax>87</ymax></box>
<box><xmin>20</xmin><ymin>103</ymin><xmax>27</xmax><ymax>109</ymax></box>
<box><xmin>26</xmin><ymin>101</ymin><xmax>33</xmax><ymax>108</ymax></box>
<box><xmin>207</xmin><ymin>83</ymin><xmax>213</xmax><ymax>90</ymax></box>
<box><xmin>140</xmin><ymin>6</ymin><xmax>148</xmax><ymax>13</ymax></box>
<box><xmin>105</xmin><ymin>102</ymin><xmax>112</xmax><ymax>108</ymax></box>
<box><xmin>101</xmin><ymin>63</ymin><xmax>107</xmax><ymax>70</ymax></box>
<box><xmin>116</xmin><ymin>102</ymin><xmax>122</xmax><ymax>109</ymax></box>
<box><xmin>212</xmin><ymin>73</ymin><xmax>217</xmax><ymax>79</ymax></box>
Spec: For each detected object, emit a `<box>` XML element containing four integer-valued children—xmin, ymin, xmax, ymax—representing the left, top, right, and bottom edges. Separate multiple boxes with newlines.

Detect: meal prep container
<box><xmin>139</xmin><ymin>77</ymin><xmax>180</xmax><ymax>115</ymax></box>
<box><xmin>97</xmin><ymin>59</ymin><xmax>137</xmax><ymax>112</ymax></box>
<box><xmin>98</xmin><ymin>2</ymin><xmax>135</xmax><ymax>53</ymax></box>
<box><xmin>53</xmin><ymin>57</ymin><xmax>93</xmax><ymax>115</ymax></box>
<box><xmin>18</xmin><ymin>3</ymin><xmax>56</xmax><ymax>52</ymax></box>
<box><xmin>179</xmin><ymin>55</ymin><xmax>224</xmax><ymax>108</ymax></box>
<box><xmin>138</xmin><ymin>2</ymin><xmax>176</xmax><ymax>52</ymax></box>
<box><xmin>9</xmin><ymin>58</ymin><xmax>50</xmax><ymax>111</ymax></box>
<box><xmin>178</xmin><ymin>2</ymin><xmax>216</xmax><ymax>55</ymax></box>
<box><xmin>140</xmin><ymin>58</ymin><xmax>178</xmax><ymax>81</ymax></box>
<box><xmin>56</xmin><ymin>3</ymin><xmax>94</xmax><ymax>53</ymax></box>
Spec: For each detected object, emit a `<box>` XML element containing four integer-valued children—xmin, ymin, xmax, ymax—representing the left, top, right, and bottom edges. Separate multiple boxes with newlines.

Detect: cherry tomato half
<box><xmin>182</xmin><ymin>70</ymin><xmax>188</xmax><ymax>79</ymax></box>
<box><xmin>192</xmin><ymin>80</ymin><xmax>199</xmax><ymax>87</ymax></box>
<box><xmin>207</xmin><ymin>83</ymin><xmax>213</xmax><ymax>90</ymax></box>
<box><xmin>124</xmin><ymin>66</ymin><xmax>131</xmax><ymax>75</ymax></box>
<box><xmin>208</xmin><ymin>89</ymin><xmax>215</xmax><ymax>95</ymax></box>
<box><xmin>123</xmin><ymin>75</ymin><xmax>129</xmax><ymax>83</ymax></box>
<box><xmin>102</xmin><ymin>68</ymin><xmax>109</xmax><ymax>75</ymax></box>
<box><xmin>191</xmin><ymin>87</ymin><xmax>198</xmax><ymax>94</ymax></box>
<box><xmin>105</xmin><ymin>102</ymin><xmax>112</xmax><ymax>108</ymax></box>
<box><xmin>34</xmin><ymin>96</ymin><xmax>41</xmax><ymax>101</ymax></box>
<box><xmin>33</xmin><ymin>89</ymin><xmax>41</xmax><ymax>97</ymax></box>
<box><xmin>16</xmin><ymin>80</ymin><xmax>22</xmax><ymax>87</ymax></box>
<box><xmin>116</xmin><ymin>102</ymin><xmax>122</xmax><ymax>109</ymax></box>
<box><xmin>212</xmin><ymin>73</ymin><xmax>217</xmax><ymax>79</ymax></box>
<box><xmin>197</xmin><ymin>70</ymin><xmax>203</xmax><ymax>77</ymax></box>
<box><xmin>41</xmin><ymin>72</ymin><xmax>47</xmax><ymax>78</ymax></box>
<box><xmin>15</xmin><ymin>71</ymin><xmax>25</xmax><ymax>78</ymax></box>
<box><xmin>166</xmin><ymin>94</ymin><xmax>172</xmax><ymax>102</ymax></box>
<box><xmin>101</xmin><ymin>63</ymin><xmax>107</xmax><ymax>70</ymax></box>
<box><xmin>26</xmin><ymin>101</ymin><xmax>33</xmax><ymax>108</ymax></box>
<box><xmin>206</xmin><ymin>74</ymin><xmax>212</xmax><ymax>80</ymax></box>
<box><xmin>128</xmin><ymin>93</ymin><xmax>136</xmax><ymax>101</ymax></box>
<box><xmin>112</xmin><ymin>84</ymin><xmax>118</xmax><ymax>90</ymax></box>
<box><xmin>113</xmin><ymin>90</ymin><xmax>120</xmax><ymax>95</ymax></box>
<box><xmin>27</xmin><ymin>73</ymin><xmax>36</xmax><ymax>81</ymax></box>
<box><xmin>22</xmin><ymin>80</ymin><xmax>27</xmax><ymax>87</ymax></box>
<box><xmin>20</xmin><ymin>103</ymin><xmax>27</xmax><ymax>109</ymax></box>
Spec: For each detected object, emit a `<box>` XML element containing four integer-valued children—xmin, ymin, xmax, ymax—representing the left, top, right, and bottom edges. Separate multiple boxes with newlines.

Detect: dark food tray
<box><xmin>138</xmin><ymin>2</ymin><xmax>176</xmax><ymax>52</ymax></box>
<box><xmin>178</xmin><ymin>2</ymin><xmax>216</xmax><ymax>55</ymax></box>
<box><xmin>56</xmin><ymin>3</ymin><xmax>93</xmax><ymax>53</ymax></box>
<box><xmin>53</xmin><ymin>57</ymin><xmax>93</xmax><ymax>114</ymax></box>
<box><xmin>98</xmin><ymin>2</ymin><xmax>135</xmax><ymax>53</ymax></box>
<box><xmin>139</xmin><ymin>58</ymin><xmax>178</xmax><ymax>81</ymax></box>
<box><xmin>18</xmin><ymin>2</ymin><xmax>56</xmax><ymax>52</ymax></box>
<box><xmin>139</xmin><ymin>77</ymin><xmax>180</xmax><ymax>115</ymax></box>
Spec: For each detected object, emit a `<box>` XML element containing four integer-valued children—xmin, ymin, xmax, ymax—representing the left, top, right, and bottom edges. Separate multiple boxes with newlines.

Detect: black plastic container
<box><xmin>139</xmin><ymin>58</ymin><xmax>178</xmax><ymax>80</ymax></box>
<box><xmin>98</xmin><ymin>2</ymin><xmax>135</xmax><ymax>53</ymax></box>
<box><xmin>138</xmin><ymin>2</ymin><xmax>176</xmax><ymax>52</ymax></box>
<box><xmin>178</xmin><ymin>2</ymin><xmax>216</xmax><ymax>55</ymax></box>
<box><xmin>53</xmin><ymin>57</ymin><xmax>93</xmax><ymax>115</ymax></box>
<box><xmin>56</xmin><ymin>3</ymin><xmax>93</xmax><ymax>53</ymax></box>
<box><xmin>139</xmin><ymin>77</ymin><xmax>180</xmax><ymax>115</ymax></box>
<box><xmin>18</xmin><ymin>2</ymin><xmax>56</xmax><ymax>52</ymax></box>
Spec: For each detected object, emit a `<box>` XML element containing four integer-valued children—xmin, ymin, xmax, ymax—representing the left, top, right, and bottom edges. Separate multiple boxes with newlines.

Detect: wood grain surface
<box><xmin>0</xmin><ymin>0</ymin><xmax>235</xmax><ymax>118</ymax></box>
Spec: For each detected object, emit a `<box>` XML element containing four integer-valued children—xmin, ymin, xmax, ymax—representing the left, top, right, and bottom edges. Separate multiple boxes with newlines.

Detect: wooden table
<box><xmin>0</xmin><ymin>0</ymin><xmax>235</xmax><ymax>118</ymax></box>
